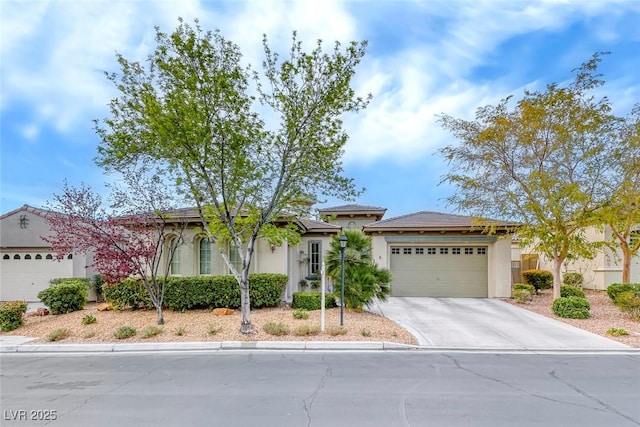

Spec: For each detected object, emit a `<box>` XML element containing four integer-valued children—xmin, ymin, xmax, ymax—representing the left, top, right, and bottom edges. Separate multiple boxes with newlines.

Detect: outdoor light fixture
<box><xmin>339</xmin><ymin>232</ymin><xmax>348</xmax><ymax>327</ymax></box>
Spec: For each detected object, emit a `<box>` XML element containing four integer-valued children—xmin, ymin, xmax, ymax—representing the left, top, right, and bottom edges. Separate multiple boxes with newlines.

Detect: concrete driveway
<box><xmin>369</xmin><ymin>297</ymin><xmax>631</xmax><ymax>350</ymax></box>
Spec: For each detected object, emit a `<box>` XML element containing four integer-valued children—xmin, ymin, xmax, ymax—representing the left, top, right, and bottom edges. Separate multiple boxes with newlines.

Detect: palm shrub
<box><xmin>325</xmin><ymin>230</ymin><xmax>392</xmax><ymax>309</ymax></box>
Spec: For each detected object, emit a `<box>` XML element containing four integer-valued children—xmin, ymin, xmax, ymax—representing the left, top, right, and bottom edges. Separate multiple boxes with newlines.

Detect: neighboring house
<box><xmin>0</xmin><ymin>205</ymin><xmax>96</xmax><ymax>302</ymax></box>
<box><xmin>1</xmin><ymin>203</ymin><xmax>516</xmax><ymax>302</ymax></box>
<box><xmin>512</xmin><ymin>225</ymin><xmax>640</xmax><ymax>290</ymax></box>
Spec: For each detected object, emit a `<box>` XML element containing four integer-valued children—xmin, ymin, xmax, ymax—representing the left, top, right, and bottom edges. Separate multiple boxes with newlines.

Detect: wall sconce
<box><xmin>270</xmin><ymin>244</ymin><xmax>276</xmax><ymax>253</ymax></box>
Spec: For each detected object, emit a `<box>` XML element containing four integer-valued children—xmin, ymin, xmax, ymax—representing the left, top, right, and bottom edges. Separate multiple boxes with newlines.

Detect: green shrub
<box><xmin>560</xmin><ymin>285</ymin><xmax>585</xmax><ymax>299</ymax></box>
<box><xmin>0</xmin><ymin>301</ymin><xmax>28</xmax><ymax>332</ymax></box>
<box><xmin>92</xmin><ymin>274</ymin><xmax>104</xmax><ymax>301</ymax></box>
<box><xmin>552</xmin><ymin>297</ymin><xmax>590</xmax><ymax>319</ymax></box>
<box><xmin>512</xmin><ymin>289</ymin><xmax>533</xmax><ymax>303</ymax></box>
<box><xmin>563</xmin><ymin>272</ymin><xmax>584</xmax><ymax>288</ymax></box>
<box><xmin>175</xmin><ymin>327</ymin><xmax>185</xmax><ymax>336</ymax></box>
<box><xmin>38</xmin><ymin>279</ymin><xmax>88</xmax><ymax>314</ymax></box>
<box><xmin>328</xmin><ymin>326</ymin><xmax>347</xmax><ymax>336</ymax></box>
<box><xmin>606</xmin><ymin>283</ymin><xmax>640</xmax><ymax>302</ymax></box>
<box><xmin>293</xmin><ymin>308</ymin><xmax>309</xmax><ymax>319</ymax></box>
<box><xmin>47</xmin><ymin>328</ymin><xmax>70</xmax><ymax>342</ymax></box>
<box><xmin>522</xmin><ymin>270</ymin><xmax>553</xmax><ymax>292</ymax></box>
<box><xmin>161</xmin><ymin>274</ymin><xmax>287</xmax><ymax>311</ymax></box>
<box><xmin>114</xmin><ymin>326</ymin><xmax>137</xmax><ymax>339</ymax></box>
<box><xmin>263</xmin><ymin>322</ymin><xmax>289</xmax><ymax>336</ymax></box>
<box><xmin>513</xmin><ymin>283</ymin><xmax>535</xmax><ymax>294</ymax></box>
<box><xmin>207</xmin><ymin>324</ymin><xmax>222</xmax><ymax>335</ymax></box>
<box><xmin>614</xmin><ymin>291</ymin><xmax>640</xmax><ymax>320</ymax></box>
<box><xmin>81</xmin><ymin>315</ymin><xmax>97</xmax><ymax>325</ymax></box>
<box><xmin>142</xmin><ymin>325</ymin><xmax>162</xmax><ymax>338</ymax></box>
<box><xmin>103</xmin><ymin>278</ymin><xmax>153</xmax><ymax>310</ymax></box>
<box><xmin>294</xmin><ymin>324</ymin><xmax>320</xmax><ymax>336</ymax></box>
<box><xmin>292</xmin><ymin>292</ymin><xmax>337</xmax><ymax>310</ymax></box>
<box><xmin>607</xmin><ymin>327</ymin><xmax>628</xmax><ymax>337</ymax></box>
<box><xmin>361</xmin><ymin>328</ymin><xmax>371</xmax><ymax>337</ymax></box>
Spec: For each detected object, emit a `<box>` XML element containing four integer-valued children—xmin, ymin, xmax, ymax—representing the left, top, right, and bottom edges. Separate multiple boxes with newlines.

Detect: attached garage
<box><xmin>390</xmin><ymin>245</ymin><xmax>488</xmax><ymax>297</ymax></box>
<box><xmin>364</xmin><ymin>211</ymin><xmax>516</xmax><ymax>299</ymax></box>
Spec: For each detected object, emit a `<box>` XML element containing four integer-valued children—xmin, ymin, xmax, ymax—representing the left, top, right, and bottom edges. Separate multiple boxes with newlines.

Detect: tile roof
<box><xmin>363</xmin><ymin>211</ymin><xmax>518</xmax><ymax>230</ymax></box>
<box><xmin>318</xmin><ymin>204</ymin><xmax>387</xmax><ymax>213</ymax></box>
<box><xmin>0</xmin><ymin>204</ymin><xmax>55</xmax><ymax>220</ymax></box>
<box><xmin>299</xmin><ymin>219</ymin><xmax>342</xmax><ymax>232</ymax></box>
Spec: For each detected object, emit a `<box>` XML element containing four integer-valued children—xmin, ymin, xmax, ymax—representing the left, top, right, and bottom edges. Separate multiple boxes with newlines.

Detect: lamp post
<box><xmin>339</xmin><ymin>233</ymin><xmax>347</xmax><ymax>327</ymax></box>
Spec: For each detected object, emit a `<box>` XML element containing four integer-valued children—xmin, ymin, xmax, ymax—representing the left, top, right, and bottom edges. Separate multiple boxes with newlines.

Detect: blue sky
<box><xmin>2</xmin><ymin>0</ymin><xmax>639</xmax><ymax>220</ymax></box>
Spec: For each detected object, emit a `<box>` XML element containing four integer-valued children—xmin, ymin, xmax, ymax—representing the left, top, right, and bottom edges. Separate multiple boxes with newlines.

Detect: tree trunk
<box><xmin>156</xmin><ymin>304</ymin><xmax>164</xmax><ymax>325</ymax></box>
<box><xmin>622</xmin><ymin>247</ymin><xmax>631</xmax><ymax>284</ymax></box>
<box><xmin>240</xmin><ymin>271</ymin><xmax>252</xmax><ymax>334</ymax></box>
<box><xmin>552</xmin><ymin>254</ymin><xmax>563</xmax><ymax>300</ymax></box>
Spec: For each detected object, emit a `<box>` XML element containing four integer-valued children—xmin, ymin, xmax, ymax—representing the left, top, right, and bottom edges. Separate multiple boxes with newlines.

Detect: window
<box><xmin>2</xmin><ymin>254</ymin><xmax>9</xmax><ymax>260</ymax></box>
<box><xmin>347</xmin><ymin>221</ymin><xmax>357</xmax><ymax>230</ymax></box>
<box><xmin>199</xmin><ymin>238</ymin><xmax>212</xmax><ymax>275</ymax></box>
<box><xmin>13</xmin><ymin>254</ymin><xmax>20</xmax><ymax>260</ymax></box>
<box><xmin>229</xmin><ymin>244</ymin><xmax>242</xmax><ymax>273</ymax></box>
<box><xmin>35</xmin><ymin>254</ymin><xmax>42</xmax><ymax>260</ymax></box>
<box><xmin>169</xmin><ymin>239</ymin><xmax>181</xmax><ymax>275</ymax></box>
<box><xmin>67</xmin><ymin>254</ymin><xmax>73</xmax><ymax>260</ymax></box>
<box><xmin>415</xmin><ymin>247</ymin><xmax>424</xmax><ymax>255</ymax></box>
<box><xmin>464</xmin><ymin>248</ymin><xmax>473</xmax><ymax>255</ymax></box>
<box><xmin>477</xmin><ymin>247</ymin><xmax>487</xmax><ymax>255</ymax></box>
<box><xmin>309</xmin><ymin>241</ymin><xmax>321</xmax><ymax>276</ymax></box>
<box><xmin>452</xmin><ymin>247</ymin><xmax>461</xmax><ymax>255</ymax></box>
<box><xmin>440</xmin><ymin>247</ymin><xmax>449</xmax><ymax>255</ymax></box>
<box><xmin>427</xmin><ymin>247</ymin><xmax>436</xmax><ymax>255</ymax></box>
<box><xmin>403</xmin><ymin>247</ymin><xmax>412</xmax><ymax>255</ymax></box>
<box><xmin>391</xmin><ymin>247</ymin><xmax>400</xmax><ymax>255</ymax></box>
<box><xmin>46</xmin><ymin>254</ymin><xmax>53</xmax><ymax>260</ymax></box>
<box><xmin>25</xmin><ymin>254</ymin><xmax>32</xmax><ymax>260</ymax></box>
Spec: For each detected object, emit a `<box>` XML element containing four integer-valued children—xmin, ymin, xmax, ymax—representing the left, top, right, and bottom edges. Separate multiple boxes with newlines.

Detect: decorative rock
<box><xmin>36</xmin><ymin>307</ymin><xmax>50</xmax><ymax>316</ymax></box>
<box><xmin>213</xmin><ymin>308</ymin><xmax>234</xmax><ymax>316</ymax></box>
<box><xmin>96</xmin><ymin>303</ymin><xmax>112</xmax><ymax>311</ymax></box>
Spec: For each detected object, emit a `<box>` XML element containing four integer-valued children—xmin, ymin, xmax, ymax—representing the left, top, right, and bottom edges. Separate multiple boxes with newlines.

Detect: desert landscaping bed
<box><xmin>1</xmin><ymin>304</ymin><xmax>417</xmax><ymax>345</ymax></box>
<box><xmin>505</xmin><ymin>289</ymin><xmax>640</xmax><ymax>348</ymax></box>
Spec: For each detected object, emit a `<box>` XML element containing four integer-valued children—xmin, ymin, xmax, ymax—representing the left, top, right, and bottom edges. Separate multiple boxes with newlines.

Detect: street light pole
<box><xmin>339</xmin><ymin>233</ymin><xmax>347</xmax><ymax>327</ymax></box>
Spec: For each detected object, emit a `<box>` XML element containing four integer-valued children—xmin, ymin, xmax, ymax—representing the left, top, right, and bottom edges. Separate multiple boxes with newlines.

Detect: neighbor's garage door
<box><xmin>390</xmin><ymin>246</ymin><xmax>488</xmax><ymax>297</ymax></box>
<box><xmin>0</xmin><ymin>253</ymin><xmax>73</xmax><ymax>302</ymax></box>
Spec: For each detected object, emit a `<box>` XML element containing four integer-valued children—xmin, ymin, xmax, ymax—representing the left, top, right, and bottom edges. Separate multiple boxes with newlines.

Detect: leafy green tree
<box><xmin>95</xmin><ymin>19</ymin><xmax>369</xmax><ymax>333</ymax></box>
<box><xmin>325</xmin><ymin>230</ymin><xmax>391</xmax><ymax>309</ymax></box>
<box><xmin>600</xmin><ymin>105</ymin><xmax>640</xmax><ymax>283</ymax></box>
<box><xmin>439</xmin><ymin>53</ymin><xmax>616</xmax><ymax>299</ymax></box>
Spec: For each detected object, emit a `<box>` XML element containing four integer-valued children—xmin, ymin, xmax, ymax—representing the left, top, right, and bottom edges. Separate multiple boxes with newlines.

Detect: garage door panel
<box><xmin>390</xmin><ymin>246</ymin><xmax>488</xmax><ymax>297</ymax></box>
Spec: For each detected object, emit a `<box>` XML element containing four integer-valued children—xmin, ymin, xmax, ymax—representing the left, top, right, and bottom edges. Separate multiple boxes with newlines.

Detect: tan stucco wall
<box><xmin>522</xmin><ymin>226</ymin><xmax>640</xmax><ymax>289</ymax></box>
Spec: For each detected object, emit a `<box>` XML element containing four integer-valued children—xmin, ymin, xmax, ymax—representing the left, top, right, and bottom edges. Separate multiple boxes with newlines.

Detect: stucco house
<box><xmin>512</xmin><ymin>226</ymin><xmax>640</xmax><ymax>290</ymax></box>
<box><xmin>1</xmin><ymin>203</ymin><xmax>516</xmax><ymax>302</ymax></box>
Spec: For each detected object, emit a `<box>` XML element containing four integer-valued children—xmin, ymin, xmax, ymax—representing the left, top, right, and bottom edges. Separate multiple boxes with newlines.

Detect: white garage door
<box><xmin>390</xmin><ymin>246</ymin><xmax>488</xmax><ymax>297</ymax></box>
<box><xmin>0</xmin><ymin>253</ymin><xmax>74</xmax><ymax>302</ymax></box>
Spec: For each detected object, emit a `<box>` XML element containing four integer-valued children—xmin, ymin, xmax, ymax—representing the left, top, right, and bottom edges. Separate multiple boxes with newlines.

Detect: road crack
<box><xmin>303</xmin><ymin>356</ymin><xmax>332</xmax><ymax>427</ymax></box>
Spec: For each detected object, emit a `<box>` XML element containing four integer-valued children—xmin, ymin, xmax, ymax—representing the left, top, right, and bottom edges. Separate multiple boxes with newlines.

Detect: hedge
<box><xmin>606</xmin><ymin>283</ymin><xmax>640</xmax><ymax>302</ymax></box>
<box><xmin>552</xmin><ymin>297</ymin><xmax>590</xmax><ymax>319</ymax></box>
<box><xmin>0</xmin><ymin>301</ymin><xmax>28</xmax><ymax>332</ymax></box>
<box><xmin>104</xmin><ymin>274</ymin><xmax>288</xmax><ymax>311</ymax></box>
<box><xmin>37</xmin><ymin>279</ymin><xmax>88</xmax><ymax>314</ymax></box>
<box><xmin>522</xmin><ymin>269</ymin><xmax>553</xmax><ymax>292</ymax></box>
<box><xmin>562</xmin><ymin>272</ymin><xmax>584</xmax><ymax>288</ymax></box>
<box><xmin>292</xmin><ymin>292</ymin><xmax>337</xmax><ymax>310</ymax></box>
<box><xmin>560</xmin><ymin>285</ymin><xmax>585</xmax><ymax>299</ymax></box>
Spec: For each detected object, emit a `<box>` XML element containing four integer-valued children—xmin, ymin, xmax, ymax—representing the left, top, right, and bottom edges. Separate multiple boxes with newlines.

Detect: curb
<box><xmin>0</xmin><ymin>340</ymin><xmax>419</xmax><ymax>354</ymax></box>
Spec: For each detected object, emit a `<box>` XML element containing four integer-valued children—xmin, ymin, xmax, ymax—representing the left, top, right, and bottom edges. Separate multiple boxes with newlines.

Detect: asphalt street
<box><xmin>2</xmin><ymin>351</ymin><xmax>639</xmax><ymax>427</ymax></box>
